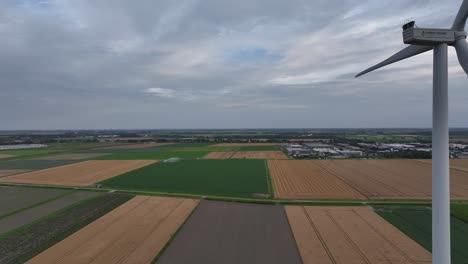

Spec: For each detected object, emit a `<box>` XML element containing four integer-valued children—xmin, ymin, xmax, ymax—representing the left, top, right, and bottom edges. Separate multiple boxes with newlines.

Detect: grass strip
<box><xmin>0</xmin><ymin>192</ymin><xmax>133</xmax><ymax>264</ymax></box>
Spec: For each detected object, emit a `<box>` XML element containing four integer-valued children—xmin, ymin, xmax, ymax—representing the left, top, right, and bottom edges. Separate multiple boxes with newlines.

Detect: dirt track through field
<box><xmin>203</xmin><ymin>152</ymin><xmax>235</xmax><ymax>159</ymax></box>
<box><xmin>232</xmin><ymin>151</ymin><xmax>287</xmax><ymax>159</ymax></box>
<box><xmin>157</xmin><ymin>200</ymin><xmax>301</xmax><ymax>264</ymax></box>
<box><xmin>0</xmin><ymin>160</ymin><xmax>157</xmax><ymax>186</ymax></box>
<box><xmin>0</xmin><ymin>169</ymin><xmax>30</xmax><ymax>177</ymax></box>
<box><xmin>318</xmin><ymin>159</ymin><xmax>468</xmax><ymax>199</ymax></box>
<box><xmin>95</xmin><ymin>143</ymin><xmax>173</xmax><ymax>150</ymax></box>
<box><xmin>0</xmin><ymin>191</ymin><xmax>97</xmax><ymax>234</ymax></box>
<box><xmin>28</xmin><ymin>196</ymin><xmax>198</xmax><ymax>264</ymax></box>
<box><xmin>35</xmin><ymin>153</ymin><xmax>110</xmax><ymax>160</ymax></box>
<box><xmin>268</xmin><ymin>160</ymin><xmax>365</xmax><ymax>199</ymax></box>
<box><xmin>285</xmin><ymin>206</ymin><xmax>432</xmax><ymax>264</ymax></box>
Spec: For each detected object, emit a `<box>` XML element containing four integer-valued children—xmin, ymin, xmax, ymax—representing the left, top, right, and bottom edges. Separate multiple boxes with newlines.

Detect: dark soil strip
<box><xmin>0</xmin><ymin>186</ymin><xmax>68</xmax><ymax>217</ymax></box>
<box><xmin>0</xmin><ymin>192</ymin><xmax>133</xmax><ymax>264</ymax></box>
<box><xmin>156</xmin><ymin>200</ymin><xmax>302</xmax><ymax>264</ymax></box>
<box><xmin>0</xmin><ymin>191</ymin><xmax>98</xmax><ymax>234</ymax></box>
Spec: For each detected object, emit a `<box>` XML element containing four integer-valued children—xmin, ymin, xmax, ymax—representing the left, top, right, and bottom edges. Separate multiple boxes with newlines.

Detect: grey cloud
<box><xmin>0</xmin><ymin>0</ymin><xmax>467</xmax><ymax>129</ymax></box>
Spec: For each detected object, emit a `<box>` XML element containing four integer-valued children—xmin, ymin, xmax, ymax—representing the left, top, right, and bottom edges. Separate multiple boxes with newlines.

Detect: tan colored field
<box><xmin>0</xmin><ymin>170</ymin><xmax>30</xmax><ymax>177</ymax></box>
<box><xmin>419</xmin><ymin>159</ymin><xmax>468</xmax><ymax>173</ymax></box>
<box><xmin>285</xmin><ymin>206</ymin><xmax>431</xmax><ymax>264</ymax></box>
<box><xmin>95</xmin><ymin>143</ymin><xmax>173</xmax><ymax>150</ymax></box>
<box><xmin>212</xmin><ymin>143</ymin><xmax>279</xmax><ymax>147</ymax></box>
<box><xmin>28</xmin><ymin>196</ymin><xmax>198</xmax><ymax>264</ymax></box>
<box><xmin>318</xmin><ymin>159</ymin><xmax>468</xmax><ymax>199</ymax></box>
<box><xmin>268</xmin><ymin>160</ymin><xmax>365</xmax><ymax>199</ymax></box>
<box><xmin>203</xmin><ymin>151</ymin><xmax>235</xmax><ymax>159</ymax></box>
<box><xmin>0</xmin><ymin>160</ymin><xmax>156</xmax><ymax>186</ymax></box>
<box><xmin>34</xmin><ymin>153</ymin><xmax>109</xmax><ymax>160</ymax></box>
<box><xmin>232</xmin><ymin>151</ymin><xmax>288</xmax><ymax>160</ymax></box>
<box><xmin>0</xmin><ymin>154</ymin><xmax>16</xmax><ymax>159</ymax></box>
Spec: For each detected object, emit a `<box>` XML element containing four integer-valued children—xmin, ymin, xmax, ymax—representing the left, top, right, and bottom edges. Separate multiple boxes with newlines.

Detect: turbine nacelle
<box><xmin>402</xmin><ymin>22</ymin><xmax>467</xmax><ymax>46</ymax></box>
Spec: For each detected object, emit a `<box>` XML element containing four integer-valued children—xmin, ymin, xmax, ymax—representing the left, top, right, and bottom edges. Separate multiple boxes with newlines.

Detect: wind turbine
<box><xmin>355</xmin><ymin>1</ymin><xmax>468</xmax><ymax>263</ymax></box>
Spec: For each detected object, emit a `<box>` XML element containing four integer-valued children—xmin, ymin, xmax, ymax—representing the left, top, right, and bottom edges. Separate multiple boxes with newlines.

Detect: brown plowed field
<box><xmin>34</xmin><ymin>153</ymin><xmax>110</xmax><ymax>160</ymax></box>
<box><xmin>28</xmin><ymin>196</ymin><xmax>198</xmax><ymax>264</ymax></box>
<box><xmin>0</xmin><ymin>160</ymin><xmax>156</xmax><ymax>186</ymax></box>
<box><xmin>203</xmin><ymin>152</ymin><xmax>235</xmax><ymax>159</ymax></box>
<box><xmin>318</xmin><ymin>159</ymin><xmax>468</xmax><ymax>199</ymax></box>
<box><xmin>212</xmin><ymin>143</ymin><xmax>279</xmax><ymax>147</ymax></box>
<box><xmin>95</xmin><ymin>143</ymin><xmax>173</xmax><ymax>149</ymax></box>
<box><xmin>0</xmin><ymin>169</ymin><xmax>30</xmax><ymax>177</ymax></box>
<box><xmin>232</xmin><ymin>151</ymin><xmax>287</xmax><ymax>160</ymax></box>
<box><xmin>285</xmin><ymin>206</ymin><xmax>432</xmax><ymax>264</ymax></box>
<box><xmin>268</xmin><ymin>160</ymin><xmax>365</xmax><ymax>199</ymax></box>
<box><xmin>0</xmin><ymin>154</ymin><xmax>15</xmax><ymax>159</ymax></box>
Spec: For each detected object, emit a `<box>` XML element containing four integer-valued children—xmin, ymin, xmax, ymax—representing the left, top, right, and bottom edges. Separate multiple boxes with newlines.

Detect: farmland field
<box><xmin>96</xmin><ymin>151</ymin><xmax>209</xmax><ymax>160</ymax></box>
<box><xmin>94</xmin><ymin>142</ymin><xmax>174</xmax><ymax>150</ymax></box>
<box><xmin>0</xmin><ymin>191</ymin><xmax>98</xmax><ymax>234</ymax></box>
<box><xmin>268</xmin><ymin>160</ymin><xmax>365</xmax><ymax>199</ymax></box>
<box><xmin>376</xmin><ymin>206</ymin><xmax>468</xmax><ymax>263</ymax></box>
<box><xmin>0</xmin><ymin>154</ymin><xmax>16</xmax><ymax>159</ymax></box>
<box><xmin>0</xmin><ymin>160</ymin><xmax>79</xmax><ymax>170</ymax></box>
<box><xmin>231</xmin><ymin>151</ymin><xmax>287</xmax><ymax>159</ymax></box>
<box><xmin>317</xmin><ymin>159</ymin><xmax>468</xmax><ymax>199</ymax></box>
<box><xmin>0</xmin><ymin>160</ymin><xmax>157</xmax><ymax>186</ymax></box>
<box><xmin>34</xmin><ymin>153</ymin><xmax>110</xmax><ymax>160</ymax></box>
<box><xmin>451</xmin><ymin>204</ymin><xmax>468</xmax><ymax>222</ymax></box>
<box><xmin>29</xmin><ymin>196</ymin><xmax>197</xmax><ymax>264</ymax></box>
<box><xmin>286</xmin><ymin>206</ymin><xmax>431</xmax><ymax>263</ymax></box>
<box><xmin>0</xmin><ymin>193</ymin><xmax>133</xmax><ymax>264</ymax></box>
<box><xmin>203</xmin><ymin>151</ymin><xmax>235</xmax><ymax>159</ymax></box>
<box><xmin>212</xmin><ymin>143</ymin><xmax>279</xmax><ymax>147</ymax></box>
<box><xmin>100</xmin><ymin>159</ymin><xmax>270</xmax><ymax>198</ymax></box>
<box><xmin>157</xmin><ymin>200</ymin><xmax>301</xmax><ymax>264</ymax></box>
<box><xmin>0</xmin><ymin>170</ymin><xmax>30</xmax><ymax>177</ymax></box>
<box><xmin>0</xmin><ymin>149</ymin><xmax>62</xmax><ymax>158</ymax></box>
<box><xmin>0</xmin><ymin>186</ymin><xmax>68</xmax><ymax>217</ymax></box>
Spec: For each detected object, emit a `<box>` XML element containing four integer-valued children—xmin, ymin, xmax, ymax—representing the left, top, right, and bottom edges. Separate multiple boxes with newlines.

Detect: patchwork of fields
<box><xmin>157</xmin><ymin>200</ymin><xmax>302</xmax><ymax>264</ymax></box>
<box><xmin>2</xmin><ymin>143</ymin><xmax>468</xmax><ymax>263</ymax></box>
<box><xmin>29</xmin><ymin>196</ymin><xmax>198</xmax><ymax>264</ymax></box>
<box><xmin>285</xmin><ymin>206</ymin><xmax>431</xmax><ymax>263</ymax></box>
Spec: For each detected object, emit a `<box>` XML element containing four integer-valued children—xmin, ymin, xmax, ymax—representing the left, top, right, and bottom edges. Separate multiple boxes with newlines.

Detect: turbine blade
<box><xmin>452</xmin><ymin>0</ymin><xmax>468</xmax><ymax>30</ymax></box>
<box><xmin>454</xmin><ymin>39</ymin><xmax>468</xmax><ymax>75</ymax></box>
<box><xmin>355</xmin><ymin>45</ymin><xmax>433</xmax><ymax>78</ymax></box>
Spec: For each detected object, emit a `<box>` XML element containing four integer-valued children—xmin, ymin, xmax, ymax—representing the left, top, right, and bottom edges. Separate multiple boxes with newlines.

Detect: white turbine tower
<box><xmin>356</xmin><ymin>1</ymin><xmax>468</xmax><ymax>263</ymax></box>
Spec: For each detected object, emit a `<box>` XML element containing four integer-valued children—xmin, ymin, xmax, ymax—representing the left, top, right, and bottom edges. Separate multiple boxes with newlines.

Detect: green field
<box><xmin>375</xmin><ymin>206</ymin><xmax>468</xmax><ymax>263</ymax></box>
<box><xmin>451</xmin><ymin>204</ymin><xmax>468</xmax><ymax>222</ymax></box>
<box><xmin>0</xmin><ymin>149</ymin><xmax>63</xmax><ymax>158</ymax></box>
<box><xmin>100</xmin><ymin>159</ymin><xmax>270</xmax><ymax>198</ymax></box>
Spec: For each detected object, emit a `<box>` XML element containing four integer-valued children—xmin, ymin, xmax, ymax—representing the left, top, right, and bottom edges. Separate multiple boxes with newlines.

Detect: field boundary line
<box><xmin>0</xmin><ymin>189</ymin><xmax>75</xmax><ymax>221</ymax></box>
<box><xmin>150</xmin><ymin>201</ymin><xmax>201</xmax><ymax>264</ymax></box>
<box><xmin>116</xmin><ymin>198</ymin><xmax>187</xmax><ymax>264</ymax></box>
<box><xmin>0</xmin><ymin>192</ymin><xmax>103</xmax><ymax>239</ymax></box>
<box><xmin>302</xmin><ymin>207</ymin><xmax>336</xmax><ymax>264</ymax></box>
<box><xmin>353</xmin><ymin>210</ymin><xmax>418</xmax><ymax>264</ymax></box>
<box><xmin>325</xmin><ymin>210</ymin><xmax>371</xmax><ymax>264</ymax></box>
<box><xmin>264</xmin><ymin>160</ymin><xmax>274</xmax><ymax>199</ymax></box>
<box><xmin>53</xmin><ymin>196</ymin><xmax>151</xmax><ymax>264</ymax></box>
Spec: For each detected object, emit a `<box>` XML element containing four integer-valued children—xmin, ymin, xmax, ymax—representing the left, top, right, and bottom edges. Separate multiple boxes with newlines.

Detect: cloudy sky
<box><xmin>1</xmin><ymin>0</ymin><xmax>467</xmax><ymax>129</ymax></box>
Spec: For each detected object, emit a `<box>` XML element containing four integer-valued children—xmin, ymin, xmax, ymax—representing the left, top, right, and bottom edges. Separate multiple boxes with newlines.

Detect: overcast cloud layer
<box><xmin>1</xmin><ymin>0</ymin><xmax>467</xmax><ymax>129</ymax></box>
